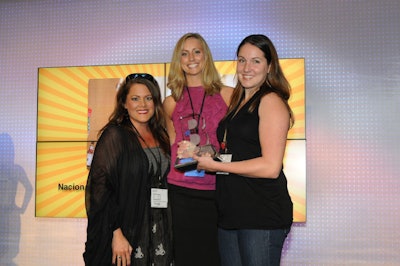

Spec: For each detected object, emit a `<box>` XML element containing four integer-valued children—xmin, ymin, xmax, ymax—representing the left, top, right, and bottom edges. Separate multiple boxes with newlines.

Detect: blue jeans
<box><xmin>218</xmin><ymin>227</ymin><xmax>290</xmax><ymax>266</ymax></box>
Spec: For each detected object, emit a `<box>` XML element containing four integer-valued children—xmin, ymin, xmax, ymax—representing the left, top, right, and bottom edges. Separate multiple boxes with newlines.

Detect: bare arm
<box><xmin>163</xmin><ymin>95</ymin><xmax>176</xmax><ymax>145</ymax></box>
<box><xmin>195</xmin><ymin>92</ymin><xmax>290</xmax><ymax>179</ymax></box>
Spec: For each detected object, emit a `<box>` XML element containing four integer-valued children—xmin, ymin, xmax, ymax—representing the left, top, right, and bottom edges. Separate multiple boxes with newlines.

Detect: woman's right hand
<box><xmin>112</xmin><ymin>228</ymin><xmax>133</xmax><ymax>266</ymax></box>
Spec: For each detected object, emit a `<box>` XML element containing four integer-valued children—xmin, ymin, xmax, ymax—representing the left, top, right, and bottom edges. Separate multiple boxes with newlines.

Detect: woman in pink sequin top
<box><xmin>163</xmin><ymin>33</ymin><xmax>233</xmax><ymax>266</ymax></box>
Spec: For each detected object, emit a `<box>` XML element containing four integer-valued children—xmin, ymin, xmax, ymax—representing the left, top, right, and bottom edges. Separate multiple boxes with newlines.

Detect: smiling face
<box><xmin>124</xmin><ymin>83</ymin><xmax>155</xmax><ymax>128</ymax></box>
<box><xmin>180</xmin><ymin>37</ymin><xmax>205</xmax><ymax>77</ymax></box>
<box><xmin>237</xmin><ymin>43</ymin><xmax>270</xmax><ymax>91</ymax></box>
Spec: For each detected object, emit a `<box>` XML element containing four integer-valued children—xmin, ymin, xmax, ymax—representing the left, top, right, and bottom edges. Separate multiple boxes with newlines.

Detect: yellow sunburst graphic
<box><xmin>214</xmin><ymin>59</ymin><xmax>306</xmax><ymax>222</ymax></box>
<box><xmin>280</xmin><ymin>59</ymin><xmax>306</xmax><ymax>221</ymax></box>
<box><xmin>209</xmin><ymin>59</ymin><xmax>305</xmax><ymax>140</ymax></box>
<box><xmin>284</xmin><ymin>140</ymin><xmax>306</xmax><ymax>222</ymax></box>
<box><xmin>36</xmin><ymin>64</ymin><xmax>165</xmax><ymax>218</ymax></box>
<box><xmin>36</xmin><ymin>61</ymin><xmax>305</xmax><ymax>221</ymax></box>
<box><xmin>37</xmin><ymin>64</ymin><xmax>165</xmax><ymax>141</ymax></box>
<box><xmin>36</xmin><ymin>142</ymin><xmax>88</xmax><ymax>217</ymax></box>
<box><xmin>280</xmin><ymin>58</ymin><xmax>305</xmax><ymax>140</ymax></box>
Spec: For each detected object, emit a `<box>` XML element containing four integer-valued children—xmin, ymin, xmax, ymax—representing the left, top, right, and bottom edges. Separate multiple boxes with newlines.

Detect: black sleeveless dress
<box><xmin>216</xmin><ymin>89</ymin><xmax>293</xmax><ymax>230</ymax></box>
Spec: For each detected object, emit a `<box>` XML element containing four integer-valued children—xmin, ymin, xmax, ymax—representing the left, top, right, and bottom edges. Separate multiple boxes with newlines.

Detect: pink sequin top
<box><xmin>167</xmin><ymin>86</ymin><xmax>228</xmax><ymax>190</ymax></box>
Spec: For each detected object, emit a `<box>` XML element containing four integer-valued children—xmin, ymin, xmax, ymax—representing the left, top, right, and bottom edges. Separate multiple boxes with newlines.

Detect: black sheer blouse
<box><xmin>83</xmin><ymin>125</ymin><xmax>173</xmax><ymax>265</ymax></box>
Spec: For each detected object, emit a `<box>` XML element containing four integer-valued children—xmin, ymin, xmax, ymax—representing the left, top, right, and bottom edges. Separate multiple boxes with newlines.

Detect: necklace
<box><xmin>186</xmin><ymin>87</ymin><xmax>206</xmax><ymax>129</ymax></box>
<box><xmin>132</xmin><ymin>125</ymin><xmax>162</xmax><ymax>184</ymax></box>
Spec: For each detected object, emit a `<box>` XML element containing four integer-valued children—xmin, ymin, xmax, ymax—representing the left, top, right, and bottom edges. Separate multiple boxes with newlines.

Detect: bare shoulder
<box><xmin>259</xmin><ymin>92</ymin><xmax>289</xmax><ymax>118</ymax></box>
<box><xmin>220</xmin><ymin>85</ymin><xmax>234</xmax><ymax>95</ymax></box>
<box><xmin>220</xmin><ymin>85</ymin><xmax>234</xmax><ymax>105</ymax></box>
<box><xmin>163</xmin><ymin>95</ymin><xmax>176</xmax><ymax>116</ymax></box>
<box><xmin>260</xmin><ymin>92</ymin><xmax>285</xmax><ymax>105</ymax></box>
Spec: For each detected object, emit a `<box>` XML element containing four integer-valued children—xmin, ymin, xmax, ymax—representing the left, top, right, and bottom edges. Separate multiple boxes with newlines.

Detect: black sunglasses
<box><xmin>125</xmin><ymin>73</ymin><xmax>157</xmax><ymax>84</ymax></box>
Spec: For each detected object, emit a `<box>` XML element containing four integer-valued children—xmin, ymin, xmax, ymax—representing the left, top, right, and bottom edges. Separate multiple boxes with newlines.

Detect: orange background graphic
<box><xmin>36</xmin><ymin>60</ymin><xmax>305</xmax><ymax>221</ymax></box>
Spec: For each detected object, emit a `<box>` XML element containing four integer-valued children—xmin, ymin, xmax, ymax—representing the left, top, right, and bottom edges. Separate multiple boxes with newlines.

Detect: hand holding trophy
<box><xmin>174</xmin><ymin>140</ymin><xmax>220</xmax><ymax>172</ymax></box>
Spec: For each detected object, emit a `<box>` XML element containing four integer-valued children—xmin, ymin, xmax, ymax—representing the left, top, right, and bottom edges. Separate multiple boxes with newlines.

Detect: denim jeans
<box><xmin>218</xmin><ymin>227</ymin><xmax>290</xmax><ymax>266</ymax></box>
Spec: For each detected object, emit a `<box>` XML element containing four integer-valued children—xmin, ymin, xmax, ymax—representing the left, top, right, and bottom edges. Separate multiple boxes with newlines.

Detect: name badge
<box><xmin>216</xmin><ymin>154</ymin><xmax>232</xmax><ymax>175</ymax></box>
<box><xmin>151</xmin><ymin>188</ymin><xmax>168</xmax><ymax>208</ymax></box>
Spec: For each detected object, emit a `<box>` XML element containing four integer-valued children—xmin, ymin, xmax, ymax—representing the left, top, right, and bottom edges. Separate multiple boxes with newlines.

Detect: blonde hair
<box><xmin>167</xmin><ymin>33</ymin><xmax>223</xmax><ymax>101</ymax></box>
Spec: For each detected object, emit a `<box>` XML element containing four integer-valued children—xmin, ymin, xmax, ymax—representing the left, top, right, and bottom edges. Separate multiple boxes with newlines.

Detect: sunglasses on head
<box><xmin>125</xmin><ymin>73</ymin><xmax>157</xmax><ymax>84</ymax></box>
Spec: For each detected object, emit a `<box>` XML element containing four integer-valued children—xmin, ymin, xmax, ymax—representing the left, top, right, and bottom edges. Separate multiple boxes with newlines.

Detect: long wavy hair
<box><xmin>227</xmin><ymin>34</ymin><xmax>294</xmax><ymax>128</ymax></box>
<box><xmin>167</xmin><ymin>33</ymin><xmax>223</xmax><ymax>101</ymax></box>
<box><xmin>100</xmin><ymin>75</ymin><xmax>170</xmax><ymax>155</ymax></box>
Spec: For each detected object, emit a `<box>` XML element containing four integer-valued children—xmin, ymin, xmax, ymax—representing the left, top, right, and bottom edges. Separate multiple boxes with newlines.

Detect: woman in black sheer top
<box><xmin>83</xmin><ymin>73</ymin><xmax>173</xmax><ymax>266</ymax></box>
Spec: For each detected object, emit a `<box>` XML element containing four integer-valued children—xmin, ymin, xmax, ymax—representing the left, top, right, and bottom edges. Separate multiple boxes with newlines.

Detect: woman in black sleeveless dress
<box><xmin>195</xmin><ymin>34</ymin><xmax>294</xmax><ymax>266</ymax></box>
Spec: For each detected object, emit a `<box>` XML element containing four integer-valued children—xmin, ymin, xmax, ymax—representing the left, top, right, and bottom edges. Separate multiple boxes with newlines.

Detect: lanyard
<box><xmin>220</xmin><ymin>92</ymin><xmax>245</xmax><ymax>153</ymax></box>
<box><xmin>186</xmin><ymin>87</ymin><xmax>206</xmax><ymax>125</ymax></box>
<box><xmin>132</xmin><ymin>125</ymin><xmax>162</xmax><ymax>183</ymax></box>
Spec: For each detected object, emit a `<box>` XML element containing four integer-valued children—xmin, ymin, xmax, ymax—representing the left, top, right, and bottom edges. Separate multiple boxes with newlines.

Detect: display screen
<box><xmin>36</xmin><ymin>60</ymin><xmax>306</xmax><ymax>220</ymax></box>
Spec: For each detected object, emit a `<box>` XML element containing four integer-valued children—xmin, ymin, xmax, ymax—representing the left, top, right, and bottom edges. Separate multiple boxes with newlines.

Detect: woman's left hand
<box><xmin>112</xmin><ymin>228</ymin><xmax>133</xmax><ymax>266</ymax></box>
